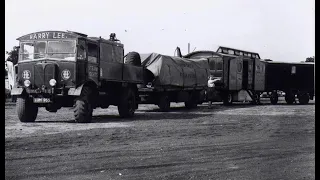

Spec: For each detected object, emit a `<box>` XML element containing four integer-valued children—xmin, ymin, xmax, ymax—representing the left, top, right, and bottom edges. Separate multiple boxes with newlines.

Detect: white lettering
<box><xmin>28</xmin><ymin>32</ymin><xmax>69</xmax><ymax>40</ymax></box>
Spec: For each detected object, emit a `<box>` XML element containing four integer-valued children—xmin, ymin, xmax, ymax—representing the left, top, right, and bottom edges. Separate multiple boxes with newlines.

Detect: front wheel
<box><xmin>74</xmin><ymin>99</ymin><xmax>93</xmax><ymax>123</ymax></box>
<box><xmin>16</xmin><ymin>96</ymin><xmax>38</xmax><ymax>122</ymax></box>
<box><xmin>118</xmin><ymin>88</ymin><xmax>136</xmax><ymax>118</ymax></box>
<box><xmin>74</xmin><ymin>86</ymin><xmax>94</xmax><ymax>123</ymax></box>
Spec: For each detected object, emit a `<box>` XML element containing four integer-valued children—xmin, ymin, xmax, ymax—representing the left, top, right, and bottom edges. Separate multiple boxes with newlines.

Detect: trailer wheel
<box><xmin>158</xmin><ymin>94</ymin><xmax>170</xmax><ymax>112</ymax></box>
<box><xmin>16</xmin><ymin>96</ymin><xmax>38</xmax><ymax>122</ymax></box>
<box><xmin>223</xmin><ymin>93</ymin><xmax>233</xmax><ymax>106</ymax></box>
<box><xmin>270</xmin><ymin>91</ymin><xmax>279</xmax><ymax>105</ymax></box>
<box><xmin>125</xmin><ymin>51</ymin><xmax>141</xmax><ymax>66</ymax></box>
<box><xmin>285</xmin><ymin>92</ymin><xmax>295</xmax><ymax>105</ymax></box>
<box><xmin>118</xmin><ymin>88</ymin><xmax>136</xmax><ymax>118</ymax></box>
<box><xmin>74</xmin><ymin>86</ymin><xmax>93</xmax><ymax>123</ymax></box>
<box><xmin>185</xmin><ymin>93</ymin><xmax>197</xmax><ymax>109</ymax></box>
<box><xmin>298</xmin><ymin>92</ymin><xmax>309</xmax><ymax>105</ymax></box>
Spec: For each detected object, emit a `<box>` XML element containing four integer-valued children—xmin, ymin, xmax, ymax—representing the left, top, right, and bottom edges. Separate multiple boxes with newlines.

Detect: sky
<box><xmin>5</xmin><ymin>0</ymin><xmax>314</xmax><ymax>62</ymax></box>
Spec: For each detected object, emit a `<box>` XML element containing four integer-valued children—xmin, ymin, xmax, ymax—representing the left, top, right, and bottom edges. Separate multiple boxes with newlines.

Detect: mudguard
<box><xmin>68</xmin><ymin>84</ymin><xmax>84</xmax><ymax>96</ymax></box>
<box><xmin>11</xmin><ymin>87</ymin><xmax>24</xmax><ymax>96</ymax></box>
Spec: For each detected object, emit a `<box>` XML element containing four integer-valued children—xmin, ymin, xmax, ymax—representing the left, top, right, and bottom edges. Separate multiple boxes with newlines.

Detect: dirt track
<box><xmin>5</xmin><ymin>98</ymin><xmax>315</xmax><ymax>180</ymax></box>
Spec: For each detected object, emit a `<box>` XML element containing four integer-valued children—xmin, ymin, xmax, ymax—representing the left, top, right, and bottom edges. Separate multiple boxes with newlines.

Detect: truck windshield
<box><xmin>19</xmin><ymin>40</ymin><xmax>76</xmax><ymax>61</ymax></box>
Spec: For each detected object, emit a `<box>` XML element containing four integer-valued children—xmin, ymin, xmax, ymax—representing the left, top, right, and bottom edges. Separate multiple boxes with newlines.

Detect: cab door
<box><xmin>87</xmin><ymin>41</ymin><xmax>99</xmax><ymax>84</ymax></box>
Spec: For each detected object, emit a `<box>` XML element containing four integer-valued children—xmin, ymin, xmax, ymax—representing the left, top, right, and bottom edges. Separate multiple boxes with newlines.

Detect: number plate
<box><xmin>33</xmin><ymin>98</ymin><xmax>51</xmax><ymax>103</ymax></box>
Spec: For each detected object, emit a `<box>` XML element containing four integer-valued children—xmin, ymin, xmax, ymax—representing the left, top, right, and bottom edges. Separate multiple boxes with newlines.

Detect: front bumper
<box><xmin>11</xmin><ymin>87</ymin><xmax>64</xmax><ymax>96</ymax></box>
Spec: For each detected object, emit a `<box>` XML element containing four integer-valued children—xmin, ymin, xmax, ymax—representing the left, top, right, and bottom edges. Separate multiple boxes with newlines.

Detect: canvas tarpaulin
<box><xmin>140</xmin><ymin>53</ymin><xmax>210</xmax><ymax>87</ymax></box>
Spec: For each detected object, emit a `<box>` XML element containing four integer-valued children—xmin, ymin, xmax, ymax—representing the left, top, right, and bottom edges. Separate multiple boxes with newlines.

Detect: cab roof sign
<box><xmin>17</xmin><ymin>31</ymin><xmax>81</xmax><ymax>41</ymax></box>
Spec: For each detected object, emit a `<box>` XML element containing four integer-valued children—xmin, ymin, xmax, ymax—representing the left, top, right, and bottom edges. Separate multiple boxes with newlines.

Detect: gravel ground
<box><xmin>5</xmin><ymin>98</ymin><xmax>315</xmax><ymax>180</ymax></box>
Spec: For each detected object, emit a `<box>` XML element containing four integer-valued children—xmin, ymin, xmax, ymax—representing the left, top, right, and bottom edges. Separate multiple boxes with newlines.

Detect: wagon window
<box><xmin>291</xmin><ymin>66</ymin><xmax>296</xmax><ymax>74</ymax></box>
<box><xmin>228</xmin><ymin>49</ymin><xmax>234</xmax><ymax>55</ymax></box>
<box><xmin>216</xmin><ymin>59</ymin><xmax>223</xmax><ymax>70</ymax></box>
<box><xmin>222</xmin><ymin>49</ymin><xmax>229</xmax><ymax>54</ymax></box>
<box><xmin>209</xmin><ymin>59</ymin><xmax>216</xmax><ymax>70</ymax></box>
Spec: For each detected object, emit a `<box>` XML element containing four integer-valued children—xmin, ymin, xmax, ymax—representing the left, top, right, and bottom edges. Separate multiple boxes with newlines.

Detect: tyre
<box><xmin>125</xmin><ymin>52</ymin><xmax>141</xmax><ymax>66</ymax></box>
<box><xmin>285</xmin><ymin>92</ymin><xmax>295</xmax><ymax>104</ymax></box>
<box><xmin>158</xmin><ymin>94</ymin><xmax>170</xmax><ymax>112</ymax></box>
<box><xmin>74</xmin><ymin>86</ymin><xmax>94</xmax><ymax>123</ymax></box>
<box><xmin>185</xmin><ymin>93</ymin><xmax>197</xmax><ymax>109</ymax></box>
<box><xmin>255</xmin><ymin>93</ymin><xmax>261</xmax><ymax>104</ymax></box>
<box><xmin>270</xmin><ymin>91</ymin><xmax>279</xmax><ymax>105</ymax></box>
<box><xmin>250</xmin><ymin>93</ymin><xmax>261</xmax><ymax>105</ymax></box>
<box><xmin>298</xmin><ymin>93</ymin><xmax>309</xmax><ymax>105</ymax></box>
<box><xmin>74</xmin><ymin>99</ymin><xmax>93</xmax><ymax>123</ymax></box>
<box><xmin>223</xmin><ymin>93</ymin><xmax>233</xmax><ymax>105</ymax></box>
<box><xmin>118</xmin><ymin>88</ymin><xmax>136</xmax><ymax>118</ymax></box>
<box><xmin>16</xmin><ymin>96</ymin><xmax>38</xmax><ymax>122</ymax></box>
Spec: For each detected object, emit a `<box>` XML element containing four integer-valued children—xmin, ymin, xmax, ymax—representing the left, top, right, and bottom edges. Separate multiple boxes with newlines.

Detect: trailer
<box><xmin>136</xmin><ymin>53</ymin><xmax>210</xmax><ymax>111</ymax></box>
<box><xmin>183</xmin><ymin>46</ymin><xmax>262</xmax><ymax>105</ymax></box>
<box><xmin>260</xmin><ymin>61</ymin><xmax>314</xmax><ymax>105</ymax></box>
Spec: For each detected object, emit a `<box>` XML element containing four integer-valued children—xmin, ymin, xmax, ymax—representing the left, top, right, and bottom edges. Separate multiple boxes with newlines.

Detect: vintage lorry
<box><xmin>136</xmin><ymin>53</ymin><xmax>210</xmax><ymax>111</ymax></box>
<box><xmin>11</xmin><ymin>30</ymin><xmax>144</xmax><ymax>123</ymax></box>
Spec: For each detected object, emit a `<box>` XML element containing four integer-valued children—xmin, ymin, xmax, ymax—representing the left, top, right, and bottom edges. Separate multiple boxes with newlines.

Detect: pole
<box><xmin>188</xmin><ymin>43</ymin><xmax>190</xmax><ymax>54</ymax></box>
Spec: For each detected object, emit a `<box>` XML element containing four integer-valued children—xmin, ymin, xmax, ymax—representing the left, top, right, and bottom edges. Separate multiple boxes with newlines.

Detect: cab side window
<box><xmin>77</xmin><ymin>40</ymin><xmax>86</xmax><ymax>60</ymax></box>
<box><xmin>88</xmin><ymin>43</ymin><xmax>98</xmax><ymax>63</ymax></box>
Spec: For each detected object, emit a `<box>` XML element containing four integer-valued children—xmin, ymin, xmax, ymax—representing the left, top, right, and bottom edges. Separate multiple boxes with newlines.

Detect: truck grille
<box><xmin>44</xmin><ymin>64</ymin><xmax>55</xmax><ymax>87</ymax></box>
<box><xmin>34</xmin><ymin>63</ymin><xmax>56</xmax><ymax>88</ymax></box>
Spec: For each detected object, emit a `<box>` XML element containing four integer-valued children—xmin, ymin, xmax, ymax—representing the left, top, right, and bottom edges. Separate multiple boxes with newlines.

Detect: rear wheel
<box><xmin>298</xmin><ymin>92</ymin><xmax>309</xmax><ymax>105</ymax></box>
<box><xmin>270</xmin><ymin>91</ymin><xmax>279</xmax><ymax>105</ymax></box>
<box><xmin>285</xmin><ymin>92</ymin><xmax>295</xmax><ymax>104</ymax></box>
<box><xmin>185</xmin><ymin>92</ymin><xmax>197</xmax><ymax>109</ymax></box>
<box><xmin>223</xmin><ymin>93</ymin><xmax>233</xmax><ymax>105</ymax></box>
<box><xmin>251</xmin><ymin>93</ymin><xmax>261</xmax><ymax>105</ymax></box>
<box><xmin>16</xmin><ymin>96</ymin><xmax>38</xmax><ymax>122</ymax></box>
<box><xmin>118</xmin><ymin>88</ymin><xmax>136</xmax><ymax>118</ymax></box>
<box><xmin>158</xmin><ymin>94</ymin><xmax>170</xmax><ymax>112</ymax></box>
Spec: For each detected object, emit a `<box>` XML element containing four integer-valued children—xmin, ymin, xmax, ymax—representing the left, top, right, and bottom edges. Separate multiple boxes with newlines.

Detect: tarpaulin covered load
<box><xmin>140</xmin><ymin>53</ymin><xmax>210</xmax><ymax>87</ymax></box>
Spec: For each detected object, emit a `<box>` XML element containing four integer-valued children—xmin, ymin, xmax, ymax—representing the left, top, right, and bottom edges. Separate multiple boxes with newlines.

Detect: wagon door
<box><xmin>254</xmin><ymin>59</ymin><xmax>265</xmax><ymax>91</ymax></box>
<box><xmin>229</xmin><ymin>57</ymin><xmax>243</xmax><ymax>90</ymax></box>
